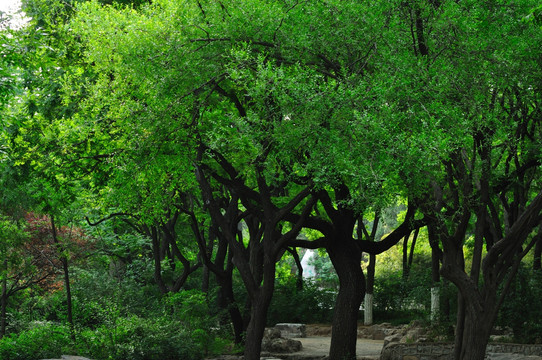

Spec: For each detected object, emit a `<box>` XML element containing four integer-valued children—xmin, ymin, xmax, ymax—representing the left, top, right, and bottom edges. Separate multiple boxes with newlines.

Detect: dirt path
<box><xmin>292</xmin><ymin>336</ymin><xmax>383</xmax><ymax>359</ymax></box>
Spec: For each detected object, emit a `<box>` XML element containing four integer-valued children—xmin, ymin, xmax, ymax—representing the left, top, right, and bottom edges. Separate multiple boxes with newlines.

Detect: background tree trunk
<box><xmin>50</xmin><ymin>215</ymin><xmax>75</xmax><ymax>340</ymax></box>
<box><xmin>364</xmin><ymin>253</ymin><xmax>375</xmax><ymax>326</ymax></box>
<box><xmin>1</xmin><ymin>259</ymin><xmax>7</xmax><ymax>340</ymax></box>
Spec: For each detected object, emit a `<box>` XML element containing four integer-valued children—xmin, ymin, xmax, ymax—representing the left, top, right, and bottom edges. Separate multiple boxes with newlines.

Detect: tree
<box><xmin>373</xmin><ymin>1</ymin><xmax>542</xmax><ymax>358</ymax></box>
<box><xmin>0</xmin><ymin>216</ymin><xmax>32</xmax><ymax>339</ymax></box>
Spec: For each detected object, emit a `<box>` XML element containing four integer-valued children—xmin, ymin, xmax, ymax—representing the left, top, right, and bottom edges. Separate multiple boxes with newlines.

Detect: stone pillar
<box><xmin>364</xmin><ymin>293</ymin><xmax>373</xmax><ymax>325</ymax></box>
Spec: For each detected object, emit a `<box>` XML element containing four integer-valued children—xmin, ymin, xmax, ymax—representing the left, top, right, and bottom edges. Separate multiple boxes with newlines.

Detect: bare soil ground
<box><xmin>293</xmin><ymin>336</ymin><xmax>383</xmax><ymax>360</ymax></box>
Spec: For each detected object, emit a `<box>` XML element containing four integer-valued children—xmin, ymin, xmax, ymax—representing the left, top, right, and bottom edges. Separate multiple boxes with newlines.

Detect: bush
<box><xmin>267</xmin><ymin>276</ymin><xmax>335</xmax><ymax>324</ymax></box>
<box><xmin>498</xmin><ymin>266</ymin><xmax>542</xmax><ymax>344</ymax></box>
<box><xmin>0</xmin><ymin>322</ymin><xmax>74</xmax><ymax>360</ymax></box>
<box><xmin>166</xmin><ymin>289</ymin><xmax>233</xmax><ymax>356</ymax></box>
<box><xmin>373</xmin><ymin>265</ymin><xmax>433</xmax><ymax>324</ymax></box>
<box><xmin>77</xmin><ymin>316</ymin><xmax>204</xmax><ymax>360</ymax></box>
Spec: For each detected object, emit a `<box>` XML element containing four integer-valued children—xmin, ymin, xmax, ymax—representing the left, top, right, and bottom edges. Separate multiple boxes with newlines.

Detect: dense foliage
<box><xmin>1</xmin><ymin>1</ymin><xmax>542</xmax><ymax>360</ymax></box>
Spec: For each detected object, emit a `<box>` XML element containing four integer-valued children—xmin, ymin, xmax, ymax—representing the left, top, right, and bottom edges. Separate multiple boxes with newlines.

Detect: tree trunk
<box><xmin>430</xmin><ymin>241</ymin><xmax>441</xmax><ymax>323</ymax></box>
<box><xmin>50</xmin><ymin>215</ymin><xmax>75</xmax><ymax>340</ymax></box>
<box><xmin>533</xmin><ymin>226</ymin><xmax>542</xmax><ymax>271</ymax></box>
<box><xmin>1</xmin><ymin>259</ymin><xmax>7</xmax><ymax>340</ymax></box>
<box><xmin>364</xmin><ymin>253</ymin><xmax>375</xmax><ymax>325</ymax></box>
<box><xmin>243</xmin><ymin>296</ymin><xmax>269</xmax><ymax>360</ymax></box>
<box><xmin>216</xmin><ymin>272</ymin><xmax>245</xmax><ymax>344</ymax></box>
<box><xmin>61</xmin><ymin>256</ymin><xmax>75</xmax><ymax>340</ymax></box>
<box><xmin>289</xmin><ymin>247</ymin><xmax>304</xmax><ymax>291</ymax></box>
<box><xmin>453</xmin><ymin>294</ymin><xmax>466</xmax><ymax>360</ymax></box>
<box><xmin>456</xmin><ymin>302</ymin><xmax>493</xmax><ymax>360</ymax></box>
<box><xmin>327</xmin><ymin>238</ymin><xmax>364</xmax><ymax>360</ymax></box>
<box><xmin>243</xmin><ymin>260</ymin><xmax>276</xmax><ymax>360</ymax></box>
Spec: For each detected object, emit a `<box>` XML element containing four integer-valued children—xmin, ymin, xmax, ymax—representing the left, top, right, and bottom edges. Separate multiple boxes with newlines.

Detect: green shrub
<box><xmin>372</xmin><ymin>265</ymin><xmax>434</xmax><ymax>324</ymax></box>
<box><xmin>165</xmin><ymin>289</ymin><xmax>233</xmax><ymax>355</ymax></box>
<box><xmin>76</xmin><ymin>316</ymin><xmax>204</xmax><ymax>360</ymax></box>
<box><xmin>497</xmin><ymin>266</ymin><xmax>542</xmax><ymax>344</ymax></box>
<box><xmin>267</xmin><ymin>276</ymin><xmax>335</xmax><ymax>324</ymax></box>
<box><xmin>0</xmin><ymin>322</ymin><xmax>74</xmax><ymax>360</ymax></box>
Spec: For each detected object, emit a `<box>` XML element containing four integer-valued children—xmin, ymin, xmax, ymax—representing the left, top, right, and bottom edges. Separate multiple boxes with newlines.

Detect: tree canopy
<box><xmin>1</xmin><ymin>1</ymin><xmax>541</xmax><ymax>360</ymax></box>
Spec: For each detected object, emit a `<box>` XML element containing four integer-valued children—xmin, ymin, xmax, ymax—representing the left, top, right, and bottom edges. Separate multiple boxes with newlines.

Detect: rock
<box><xmin>399</xmin><ymin>327</ymin><xmax>425</xmax><ymax>343</ymax></box>
<box><xmin>274</xmin><ymin>323</ymin><xmax>306</xmax><ymax>338</ymax></box>
<box><xmin>262</xmin><ymin>336</ymin><xmax>302</xmax><ymax>353</ymax></box>
<box><xmin>262</xmin><ymin>326</ymin><xmax>303</xmax><ymax>353</ymax></box>
<box><xmin>264</xmin><ymin>327</ymin><xmax>282</xmax><ymax>339</ymax></box>
<box><xmin>363</xmin><ymin>323</ymin><xmax>404</xmax><ymax>341</ymax></box>
<box><xmin>487</xmin><ymin>354</ymin><xmax>542</xmax><ymax>360</ymax></box>
<box><xmin>383</xmin><ymin>334</ymin><xmax>403</xmax><ymax>347</ymax></box>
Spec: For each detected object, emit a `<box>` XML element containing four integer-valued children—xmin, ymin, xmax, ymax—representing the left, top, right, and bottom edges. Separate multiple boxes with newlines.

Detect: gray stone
<box><xmin>262</xmin><ymin>336</ymin><xmax>303</xmax><ymax>353</ymax></box>
<box><xmin>383</xmin><ymin>334</ymin><xmax>403</xmax><ymax>347</ymax></box>
<box><xmin>275</xmin><ymin>323</ymin><xmax>306</xmax><ymax>338</ymax></box>
<box><xmin>487</xmin><ymin>354</ymin><xmax>542</xmax><ymax>360</ymax></box>
<box><xmin>265</xmin><ymin>327</ymin><xmax>282</xmax><ymax>339</ymax></box>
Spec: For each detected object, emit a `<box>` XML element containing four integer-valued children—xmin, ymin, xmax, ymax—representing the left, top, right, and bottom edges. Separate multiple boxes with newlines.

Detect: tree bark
<box><xmin>364</xmin><ymin>253</ymin><xmax>375</xmax><ymax>326</ymax></box>
<box><xmin>50</xmin><ymin>215</ymin><xmax>75</xmax><ymax>340</ymax></box>
<box><xmin>61</xmin><ymin>256</ymin><xmax>74</xmax><ymax>339</ymax></box>
<box><xmin>327</xmin><ymin>237</ymin><xmax>364</xmax><ymax>360</ymax></box>
<box><xmin>1</xmin><ymin>259</ymin><xmax>7</xmax><ymax>340</ymax></box>
<box><xmin>456</xmin><ymin>298</ymin><xmax>494</xmax><ymax>360</ymax></box>
<box><xmin>216</xmin><ymin>270</ymin><xmax>244</xmax><ymax>344</ymax></box>
<box><xmin>533</xmin><ymin>224</ymin><xmax>542</xmax><ymax>271</ymax></box>
<box><xmin>242</xmin><ymin>258</ymin><xmax>276</xmax><ymax>360</ymax></box>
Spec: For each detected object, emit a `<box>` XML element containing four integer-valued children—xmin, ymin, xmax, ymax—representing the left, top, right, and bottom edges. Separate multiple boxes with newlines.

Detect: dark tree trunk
<box><xmin>51</xmin><ymin>215</ymin><xmax>75</xmax><ymax>340</ymax></box>
<box><xmin>364</xmin><ymin>253</ymin><xmax>375</xmax><ymax>325</ymax></box>
<box><xmin>327</xmin><ymin>238</ymin><xmax>364</xmax><ymax>360</ymax></box>
<box><xmin>402</xmin><ymin>233</ymin><xmax>410</xmax><ymax>278</ymax></box>
<box><xmin>243</xmin><ymin>297</ymin><xmax>269</xmax><ymax>360</ymax></box>
<box><xmin>243</xmin><ymin>259</ymin><xmax>276</xmax><ymax>360</ymax></box>
<box><xmin>149</xmin><ymin>226</ymin><xmax>168</xmax><ymax>294</ymax></box>
<box><xmin>533</xmin><ymin>225</ymin><xmax>542</xmax><ymax>271</ymax></box>
<box><xmin>428</xmin><ymin>224</ymin><xmax>442</xmax><ymax>323</ymax></box>
<box><xmin>61</xmin><ymin>256</ymin><xmax>74</xmax><ymax>339</ymax></box>
<box><xmin>1</xmin><ymin>259</ymin><xmax>7</xmax><ymax>340</ymax></box>
<box><xmin>453</xmin><ymin>293</ymin><xmax>466</xmax><ymax>360</ymax></box>
<box><xmin>288</xmin><ymin>247</ymin><xmax>304</xmax><ymax>290</ymax></box>
<box><xmin>216</xmin><ymin>271</ymin><xmax>245</xmax><ymax>344</ymax></box>
<box><xmin>201</xmin><ymin>264</ymin><xmax>210</xmax><ymax>293</ymax></box>
<box><xmin>454</xmin><ymin>294</ymin><xmax>495</xmax><ymax>360</ymax></box>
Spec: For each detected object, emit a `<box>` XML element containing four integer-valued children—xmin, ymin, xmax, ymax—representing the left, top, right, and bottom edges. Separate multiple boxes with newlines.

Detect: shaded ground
<box><xmin>291</xmin><ymin>336</ymin><xmax>383</xmax><ymax>360</ymax></box>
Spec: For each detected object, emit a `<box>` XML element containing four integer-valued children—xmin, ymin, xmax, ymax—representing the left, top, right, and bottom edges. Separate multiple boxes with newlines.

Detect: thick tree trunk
<box><xmin>453</xmin><ymin>294</ymin><xmax>466</xmax><ymax>360</ymax></box>
<box><xmin>243</xmin><ymin>260</ymin><xmax>276</xmax><ymax>360</ymax></box>
<box><xmin>328</xmin><ymin>239</ymin><xmax>364</xmax><ymax>360</ymax></box>
<box><xmin>456</xmin><ymin>303</ymin><xmax>493</xmax><ymax>360</ymax></box>
<box><xmin>243</xmin><ymin>297</ymin><xmax>270</xmax><ymax>360</ymax></box>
